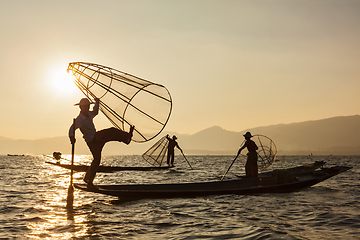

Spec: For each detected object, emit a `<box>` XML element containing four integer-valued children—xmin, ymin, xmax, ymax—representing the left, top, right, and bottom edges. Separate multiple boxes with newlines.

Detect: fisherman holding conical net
<box><xmin>69</xmin><ymin>98</ymin><xmax>135</xmax><ymax>190</ymax></box>
<box><xmin>166</xmin><ymin>135</ymin><xmax>182</xmax><ymax>167</ymax></box>
<box><xmin>142</xmin><ymin>134</ymin><xmax>192</xmax><ymax>169</ymax></box>
<box><xmin>237</xmin><ymin>132</ymin><xmax>258</xmax><ymax>178</ymax></box>
<box><xmin>221</xmin><ymin>132</ymin><xmax>277</xmax><ymax>180</ymax></box>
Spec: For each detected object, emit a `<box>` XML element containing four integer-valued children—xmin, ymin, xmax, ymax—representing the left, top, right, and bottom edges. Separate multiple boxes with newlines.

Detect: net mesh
<box><xmin>142</xmin><ymin>136</ymin><xmax>169</xmax><ymax>166</ymax></box>
<box><xmin>67</xmin><ymin>62</ymin><xmax>172</xmax><ymax>143</ymax></box>
<box><xmin>238</xmin><ymin>134</ymin><xmax>277</xmax><ymax>171</ymax></box>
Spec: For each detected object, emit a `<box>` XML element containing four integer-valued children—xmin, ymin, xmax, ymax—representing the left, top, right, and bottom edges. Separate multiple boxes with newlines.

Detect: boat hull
<box><xmin>46</xmin><ymin>161</ymin><xmax>172</xmax><ymax>172</ymax></box>
<box><xmin>74</xmin><ymin>164</ymin><xmax>351</xmax><ymax>199</ymax></box>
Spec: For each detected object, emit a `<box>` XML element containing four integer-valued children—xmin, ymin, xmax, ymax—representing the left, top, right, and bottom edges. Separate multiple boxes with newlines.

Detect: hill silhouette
<box><xmin>1</xmin><ymin>115</ymin><xmax>360</xmax><ymax>155</ymax></box>
<box><xmin>247</xmin><ymin>115</ymin><xmax>360</xmax><ymax>155</ymax></box>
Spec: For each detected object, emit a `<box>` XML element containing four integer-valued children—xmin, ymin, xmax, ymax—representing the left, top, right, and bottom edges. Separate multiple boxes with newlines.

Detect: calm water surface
<box><xmin>0</xmin><ymin>155</ymin><xmax>359</xmax><ymax>239</ymax></box>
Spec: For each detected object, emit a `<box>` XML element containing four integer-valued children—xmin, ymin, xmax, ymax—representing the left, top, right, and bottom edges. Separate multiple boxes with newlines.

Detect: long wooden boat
<box><xmin>74</xmin><ymin>162</ymin><xmax>351</xmax><ymax>199</ymax></box>
<box><xmin>45</xmin><ymin>161</ymin><xmax>173</xmax><ymax>172</ymax></box>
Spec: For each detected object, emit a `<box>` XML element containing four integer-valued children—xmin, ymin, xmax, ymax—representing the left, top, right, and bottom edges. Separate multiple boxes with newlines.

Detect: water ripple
<box><xmin>0</xmin><ymin>155</ymin><xmax>359</xmax><ymax>239</ymax></box>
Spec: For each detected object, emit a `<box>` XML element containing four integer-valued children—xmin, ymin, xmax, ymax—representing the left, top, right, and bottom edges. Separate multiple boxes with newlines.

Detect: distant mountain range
<box><xmin>2</xmin><ymin>115</ymin><xmax>360</xmax><ymax>156</ymax></box>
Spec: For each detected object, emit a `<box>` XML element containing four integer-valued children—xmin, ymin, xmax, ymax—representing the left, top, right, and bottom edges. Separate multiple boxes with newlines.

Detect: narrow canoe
<box><xmin>46</xmin><ymin>161</ymin><xmax>173</xmax><ymax>172</ymax></box>
<box><xmin>74</xmin><ymin>163</ymin><xmax>351</xmax><ymax>199</ymax></box>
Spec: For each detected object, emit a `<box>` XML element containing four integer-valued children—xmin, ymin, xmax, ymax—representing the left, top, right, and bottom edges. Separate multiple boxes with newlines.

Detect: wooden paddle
<box><xmin>221</xmin><ymin>152</ymin><xmax>240</xmax><ymax>181</ymax></box>
<box><xmin>66</xmin><ymin>118</ymin><xmax>76</xmax><ymax>209</ymax></box>
<box><xmin>180</xmin><ymin>150</ymin><xmax>193</xmax><ymax>169</ymax></box>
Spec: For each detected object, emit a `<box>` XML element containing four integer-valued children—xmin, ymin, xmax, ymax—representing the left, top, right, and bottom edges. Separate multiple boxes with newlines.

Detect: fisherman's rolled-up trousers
<box><xmin>84</xmin><ymin>127</ymin><xmax>131</xmax><ymax>183</ymax></box>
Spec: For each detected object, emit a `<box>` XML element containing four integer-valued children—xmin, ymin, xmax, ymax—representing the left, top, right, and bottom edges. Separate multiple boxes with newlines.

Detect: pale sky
<box><xmin>1</xmin><ymin>0</ymin><xmax>359</xmax><ymax>140</ymax></box>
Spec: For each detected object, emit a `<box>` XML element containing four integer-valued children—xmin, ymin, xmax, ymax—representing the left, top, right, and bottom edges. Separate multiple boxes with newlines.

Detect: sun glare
<box><xmin>48</xmin><ymin>66</ymin><xmax>77</xmax><ymax>95</ymax></box>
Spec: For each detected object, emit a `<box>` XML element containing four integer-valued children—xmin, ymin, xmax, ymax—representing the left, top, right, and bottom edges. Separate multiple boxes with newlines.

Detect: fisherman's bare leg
<box><xmin>84</xmin><ymin>140</ymin><xmax>102</xmax><ymax>185</ymax></box>
<box><xmin>166</xmin><ymin>152</ymin><xmax>170</xmax><ymax>166</ymax></box>
<box><xmin>83</xmin><ymin>126</ymin><xmax>134</xmax><ymax>187</ymax></box>
<box><xmin>95</xmin><ymin>126</ymin><xmax>134</xmax><ymax>144</ymax></box>
<box><xmin>171</xmin><ymin>154</ymin><xmax>175</xmax><ymax>167</ymax></box>
<box><xmin>167</xmin><ymin>149</ymin><xmax>174</xmax><ymax>166</ymax></box>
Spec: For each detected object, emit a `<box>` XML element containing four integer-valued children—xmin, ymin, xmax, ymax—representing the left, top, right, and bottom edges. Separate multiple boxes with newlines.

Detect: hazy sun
<box><xmin>48</xmin><ymin>66</ymin><xmax>77</xmax><ymax>95</ymax></box>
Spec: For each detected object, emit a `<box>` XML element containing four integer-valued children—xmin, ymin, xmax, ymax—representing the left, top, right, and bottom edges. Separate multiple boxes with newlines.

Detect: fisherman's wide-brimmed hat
<box><xmin>243</xmin><ymin>132</ymin><xmax>253</xmax><ymax>139</ymax></box>
<box><xmin>74</xmin><ymin>98</ymin><xmax>94</xmax><ymax>106</ymax></box>
<box><xmin>173</xmin><ymin>135</ymin><xmax>178</xmax><ymax>140</ymax></box>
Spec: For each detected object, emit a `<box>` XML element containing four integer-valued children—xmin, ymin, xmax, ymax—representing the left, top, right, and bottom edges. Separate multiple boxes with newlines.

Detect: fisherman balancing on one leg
<box><xmin>68</xmin><ymin>98</ymin><xmax>135</xmax><ymax>190</ymax></box>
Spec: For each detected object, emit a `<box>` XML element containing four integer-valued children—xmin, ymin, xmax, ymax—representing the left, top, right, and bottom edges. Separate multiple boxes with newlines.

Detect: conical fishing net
<box><xmin>142</xmin><ymin>136</ymin><xmax>169</xmax><ymax>166</ymax></box>
<box><xmin>238</xmin><ymin>134</ymin><xmax>277</xmax><ymax>171</ymax></box>
<box><xmin>67</xmin><ymin>62</ymin><xmax>172</xmax><ymax>143</ymax></box>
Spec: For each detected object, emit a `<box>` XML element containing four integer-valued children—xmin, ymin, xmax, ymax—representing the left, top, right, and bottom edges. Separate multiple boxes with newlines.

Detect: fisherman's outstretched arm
<box><xmin>176</xmin><ymin>143</ymin><xmax>182</xmax><ymax>152</ymax></box>
<box><xmin>92</xmin><ymin>98</ymin><xmax>100</xmax><ymax>115</ymax></box>
<box><xmin>237</xmin><ymin>142</ymin><xmax>247</xmax><ymax>155</ymax></box>
<box><xmin>68</xmin><ymin>117</ymin><xmax>81</xmax><ymax>144</ymax></box>
<box><xmin>68</xmin><ymin>124</ymin><xmax>76</xmax><ymax>144</ymax></box>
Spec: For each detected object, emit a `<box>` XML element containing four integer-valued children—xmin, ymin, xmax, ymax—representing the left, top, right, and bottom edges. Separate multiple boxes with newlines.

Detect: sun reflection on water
<box><xmin>26</xmin><ymin>155</ymin><xmax>96</xmax><ymax>239</ymax></box>
<box><xmin>26</xmin><ymin>212</ymin><xmax>91</xmax><ymax>239</ymax></box>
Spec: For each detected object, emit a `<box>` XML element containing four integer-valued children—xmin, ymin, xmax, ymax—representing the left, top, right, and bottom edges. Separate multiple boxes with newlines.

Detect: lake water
<box><xmin>0</xmin><ymin>155</ymin><xmax>359</xmax><ymax>239</ymax></box>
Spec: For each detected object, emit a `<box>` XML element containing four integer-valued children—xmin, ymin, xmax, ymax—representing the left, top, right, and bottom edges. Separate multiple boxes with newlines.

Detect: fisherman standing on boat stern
<box><xmin>69</xmin><ymin>98</ymin><xmax>135</xmax><ymax>190</ymax></box>
<box><xmin>237</xmin><ymin>132</ymin><xmax>259</xmax><ymax>178</ymax></box>
<box><xmin>166</xmin><ymin>135</ymin><xmax>182</xmax><ymax>167</ymax></box>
